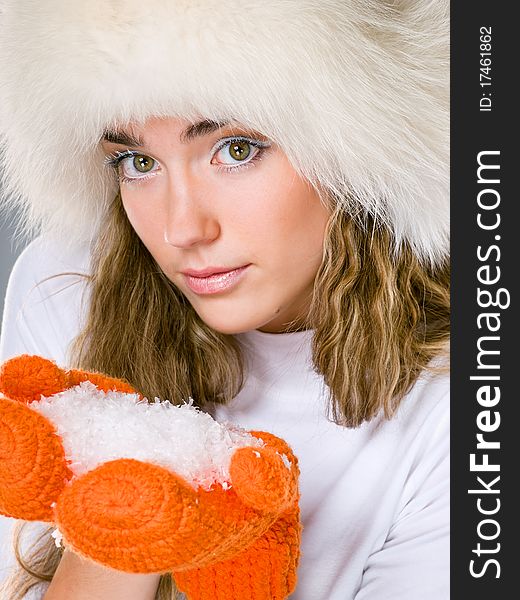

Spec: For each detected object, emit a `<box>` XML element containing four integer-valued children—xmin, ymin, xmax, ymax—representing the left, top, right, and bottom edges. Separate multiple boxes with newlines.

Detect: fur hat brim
<box><xmin>0</xmin><ymin>0</ymin><xmax>449</xmax><ymax>265</ymax></box>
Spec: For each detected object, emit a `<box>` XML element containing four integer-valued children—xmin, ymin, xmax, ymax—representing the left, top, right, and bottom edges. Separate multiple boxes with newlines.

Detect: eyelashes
<box><xmin>103</xmin><ymin>136</ymin><xmax>272</xmax><ymax>185</ymax></box>
<box><xmin>103</xmin><ymin>150</ymin><xmax>158</xmax><ymax>185</ymax></box>
<box><xmin>211</xmin><ymin>136</ymin><xmax>271</xmax><ymax>172</ymax></box>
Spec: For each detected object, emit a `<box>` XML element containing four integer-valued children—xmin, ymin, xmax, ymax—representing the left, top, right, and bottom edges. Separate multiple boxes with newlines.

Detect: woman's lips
<box><xmin>181</xmin><ymin>265</ymin><xmax>251</xmax><ymax>295</ymax></box>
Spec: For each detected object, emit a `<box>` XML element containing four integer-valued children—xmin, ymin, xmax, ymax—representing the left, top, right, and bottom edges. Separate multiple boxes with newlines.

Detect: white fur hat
<box><xmin>0</xmin><ymin>0</ymin><xmax>449</xmax><ymax>265</ymax></box>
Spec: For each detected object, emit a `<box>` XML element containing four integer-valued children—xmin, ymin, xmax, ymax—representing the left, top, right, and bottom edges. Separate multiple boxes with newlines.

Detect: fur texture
<box><xmin>0</xmin><ymin>0</ymin><xmax>449</xmax><ymax>265</ymax></box>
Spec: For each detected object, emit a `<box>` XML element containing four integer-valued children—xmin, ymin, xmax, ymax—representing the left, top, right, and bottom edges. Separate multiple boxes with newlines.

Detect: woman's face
<box><xmin>101</xmin><ymin>117</ymin><xmax>330</xmax><ymax>334</ymax></box>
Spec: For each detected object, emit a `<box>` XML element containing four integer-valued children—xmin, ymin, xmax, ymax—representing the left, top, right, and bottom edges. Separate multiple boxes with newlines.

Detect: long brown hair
<box><xmin>1</xmin><ymin>194</ymin><xmax>449</xmax><ymax>599</ymax></box>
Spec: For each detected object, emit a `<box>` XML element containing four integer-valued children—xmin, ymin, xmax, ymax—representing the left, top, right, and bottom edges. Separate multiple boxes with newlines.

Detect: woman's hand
<box><xmin>43</xmin><ymin>548</ymin><xmax>161</xmax><ymax>600</ymax></box>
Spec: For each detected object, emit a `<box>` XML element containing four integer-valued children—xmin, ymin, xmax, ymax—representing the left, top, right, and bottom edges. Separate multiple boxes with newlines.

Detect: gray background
<box><xmin>1</xmin><ymin>209</ymin><xmax>26</xmax><ymax>330</ymax></box>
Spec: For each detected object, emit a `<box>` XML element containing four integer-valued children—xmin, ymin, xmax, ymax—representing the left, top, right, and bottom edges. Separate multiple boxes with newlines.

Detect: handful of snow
<box><xmin>30</xmin><ymin>381</ymin><xmax>263</xmax><ymax>490</ymax></box>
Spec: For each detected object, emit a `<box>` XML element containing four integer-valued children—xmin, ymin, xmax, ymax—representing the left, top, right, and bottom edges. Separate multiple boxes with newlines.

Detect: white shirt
<box><xmin>0</xmin><ymin>237</ymin><xmax>450</xmax><ymax>599</ymax></box>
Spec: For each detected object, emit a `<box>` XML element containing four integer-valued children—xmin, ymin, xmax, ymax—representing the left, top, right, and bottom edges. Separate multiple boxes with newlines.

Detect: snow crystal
<box><xmin>51</xmin><ymin>528</ymin><xmax>63</xmax><ymax>548</ymax></box>
<box><xmin>30</xmin><ymin>382</ymin><xmax>263</xmax><ymax>489</ymax></box>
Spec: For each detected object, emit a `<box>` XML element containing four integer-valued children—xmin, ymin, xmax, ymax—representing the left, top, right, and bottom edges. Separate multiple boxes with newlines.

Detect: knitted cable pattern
<box><xmin>0</xmin><ymin>355</ymin><xmax>301</xmax><ymax>599</ymax></box>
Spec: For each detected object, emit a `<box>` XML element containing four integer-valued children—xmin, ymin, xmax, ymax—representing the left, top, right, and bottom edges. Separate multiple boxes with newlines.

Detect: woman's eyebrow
<box><xmin>180</xmin><ymin>119</ymin><xmax>229</xmax><ymax>143</ymax></box>
<box><xmin>101</xmin><ymin>130</ymin><xmax>144</xmax><ymax>147</ymax></box>
<box><xmin>102</xmin><ymin>119</ymin><xmax>229</xmax><ymax>147</ymax></box>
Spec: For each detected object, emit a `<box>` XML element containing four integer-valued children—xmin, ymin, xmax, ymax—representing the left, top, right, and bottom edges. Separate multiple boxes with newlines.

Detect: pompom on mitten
<box><xmin>0</xmin><ymin>355</ymin><xmax>301</xmax><ymax>600</ymax></box>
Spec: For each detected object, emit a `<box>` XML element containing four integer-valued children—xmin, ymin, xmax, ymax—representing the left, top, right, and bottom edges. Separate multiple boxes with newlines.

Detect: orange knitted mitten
<box><xmin>0</xmin><ymin>355</ymin><xmax>301</xmax><ymax>600</ymax></box>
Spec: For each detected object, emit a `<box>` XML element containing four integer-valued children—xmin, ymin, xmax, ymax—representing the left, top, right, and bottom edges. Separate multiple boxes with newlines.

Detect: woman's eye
<box><xmin>132</xmin><ymin>155</ymin><xmax>155</xmax><ymax>173</ymax></box>
<box><xmin>104</xmin><ymin>151</ymin><xmax>159</xmax><ymax>182</ymax></box>
<box><xmin>227</xmin><ymin>141</ymin><xmax>252</xmax><ymax>162</ymax></box>
<box><xmin>212</xmin><ymin>137</ymin><xmax>268</xmax><ymax>168</ymax></box>
<box><xmin>215</xmin><ymin>140</ymin><xmax>255</xmax><ymax>165</ymax></box>
<box><xmin>118</xmin><ymin>154</ymin><xmax>157</xmax><ymax>179</ymax></box>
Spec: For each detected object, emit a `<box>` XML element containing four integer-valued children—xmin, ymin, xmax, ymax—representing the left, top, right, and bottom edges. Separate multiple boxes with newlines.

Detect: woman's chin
<box><xmin>193</xmin><ymin>306</ymin><xmax>286</xmax><ymax>336</ymax></box>
<box><xmin>196</xmin><ymin>315</ymin><xmax>263</xmax><ymax>336</ymax></box>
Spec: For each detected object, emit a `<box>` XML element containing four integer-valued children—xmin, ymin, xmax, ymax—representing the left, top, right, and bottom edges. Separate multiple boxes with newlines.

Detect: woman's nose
<box><xmin>163</xmin><ymin>175</ymin><xmax>220</xmax><ymax>249</ymax></box>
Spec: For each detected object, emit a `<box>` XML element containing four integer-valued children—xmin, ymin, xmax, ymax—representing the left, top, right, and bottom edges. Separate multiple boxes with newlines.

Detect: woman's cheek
<box><xmin>121</xmin><ymin>194</ymin><xmax>160</xmax><ymax>239</ymax></box>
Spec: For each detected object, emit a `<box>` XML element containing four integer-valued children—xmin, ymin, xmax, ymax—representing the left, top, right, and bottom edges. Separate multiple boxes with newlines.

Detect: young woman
<box><xmin>0</xmin><ymin>1</ymin><xmax>450</xmax><ymax>599</ymax></box>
